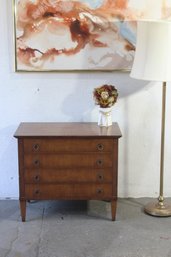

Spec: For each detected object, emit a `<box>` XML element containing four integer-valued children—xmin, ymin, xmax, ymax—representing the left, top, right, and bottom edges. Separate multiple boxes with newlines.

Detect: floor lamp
<box><xmin>130</xmin><ymin>20</ymin><xmax>171</xmax><ymax>216</ymax></box>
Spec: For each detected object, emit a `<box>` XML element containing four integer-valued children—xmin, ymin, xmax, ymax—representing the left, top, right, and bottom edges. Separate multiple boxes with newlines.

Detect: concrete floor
<box><xmin>0</xmin><ymin>198</ymin><xmax>171</xmax><ymax>257</ymax></box>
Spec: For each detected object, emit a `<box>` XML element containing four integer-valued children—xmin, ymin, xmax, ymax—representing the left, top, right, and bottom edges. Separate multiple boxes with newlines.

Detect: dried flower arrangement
<box><xmin>93</xmin><ymin>84</ymin><xmax>118</xmax><ymax>108</ymax></box>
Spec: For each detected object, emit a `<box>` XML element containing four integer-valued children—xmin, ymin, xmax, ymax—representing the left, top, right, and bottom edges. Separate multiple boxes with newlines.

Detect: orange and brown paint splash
<box><xmin>15</xmin><ymin>0</ymin><xmax>171</xmax><ymax>70</ymax></box>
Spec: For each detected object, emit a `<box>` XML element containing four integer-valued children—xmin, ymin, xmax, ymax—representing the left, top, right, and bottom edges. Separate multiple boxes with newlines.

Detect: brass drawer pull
<box><xmin>33</xmin><ymin>159</ymin><xmax>40</xmax><ymax>166</ymax></box>
<box><xmin>34</xmin><ymin>189</ymin><xmax>40</xmax><ymax>195</ymax></box>
<box><xmin>33</xmin><ymin>144</ymin><xmax>39</xmax><ymax>151</ymax></box>
<box><xmin>97</xmin><ymin>144</ymin><xmax>104</xmax><ymax>151</ymax></box>
<box><xmin>34</xmin><ymin>175</ymin><xmax>40</xmax><ymax>182</ymax></box>
<box><xmin>97</xmin><ymin>188</ymin><xmax>103</xmax><ymax>194</ymax></box>
<box><xmin>33</xmin><ymin>144</ymin><xmax>40</xmax><ymax>151</ymax></box>
<box><xmin>97</xmin><ymin>173</ymin><xmax>104</xmax><ymax>181</ymax></box>
<box><xmin>96</xmin><ymin>159</ymin><xmax>103</xmax><ymax>166</ymax></box>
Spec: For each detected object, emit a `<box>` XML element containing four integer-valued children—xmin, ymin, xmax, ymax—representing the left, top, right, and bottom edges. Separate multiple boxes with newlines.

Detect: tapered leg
<box><xmin>111</xmin><ymin>200</ymin><xmax>117</xmax><ymax>221</ymax></box>
<box><xmin>20</xmin><ymin>200</ymin><xmax>26</xmax><ymax>222</ymax></box>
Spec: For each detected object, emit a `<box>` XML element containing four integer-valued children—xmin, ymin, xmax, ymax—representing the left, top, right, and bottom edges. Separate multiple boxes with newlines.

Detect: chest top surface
<box><xmin>14</xmin><ymin>122</ymin><xmax>122</xmax><ymax>138</ymax></box>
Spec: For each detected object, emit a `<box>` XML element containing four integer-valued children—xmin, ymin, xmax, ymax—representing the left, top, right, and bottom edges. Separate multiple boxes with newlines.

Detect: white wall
<box><xmin>1</xmin><ymin>0</ymin><xmax>171</xmax><ymax>199</ymax></box>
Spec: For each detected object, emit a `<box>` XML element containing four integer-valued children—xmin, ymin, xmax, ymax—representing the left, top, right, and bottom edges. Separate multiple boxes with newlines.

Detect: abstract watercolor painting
<box><xmin>14</xmin><ymin>0</ymin><xmax>171</xmax><ymax>71</ymax></box>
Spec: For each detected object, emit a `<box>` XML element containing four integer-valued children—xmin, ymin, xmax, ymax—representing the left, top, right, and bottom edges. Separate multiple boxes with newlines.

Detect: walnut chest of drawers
<box><xmin>14</xmin><ymin>122</ymin><xmax>122</xmax><ymax>221</ymax></box>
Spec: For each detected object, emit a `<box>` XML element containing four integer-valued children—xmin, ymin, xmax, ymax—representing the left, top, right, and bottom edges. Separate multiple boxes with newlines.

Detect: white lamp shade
<box><xmin>130</xmin><ymin>20</ymin><xmax>171</xmax><ymax>82</ymax></box>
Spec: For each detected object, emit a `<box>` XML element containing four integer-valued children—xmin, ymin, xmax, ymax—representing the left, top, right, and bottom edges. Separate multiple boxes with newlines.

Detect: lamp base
<box><xmin>144</xmin><ymin>201</ymin><xmax>171</xmax><ymax>217</ymax></box>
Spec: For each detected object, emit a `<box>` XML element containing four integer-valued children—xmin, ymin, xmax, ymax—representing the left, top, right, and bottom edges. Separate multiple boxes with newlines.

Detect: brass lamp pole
<box><xmin>144</xmin><ymin>82</ymin><xmax>171</xmax><ymax>216</ymax></box>
<box><xmin>130</xmin><ymin>21</ymin><xmax>171</xmax><ymax>216</ymax></box>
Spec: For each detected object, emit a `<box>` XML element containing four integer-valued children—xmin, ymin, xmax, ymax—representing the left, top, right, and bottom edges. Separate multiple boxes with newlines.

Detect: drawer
<box><xmin>23</xmin><ymin>138</ymin><xmax>115</xmax><ymax>153</ymax></box>
<box><xmin>24</xmin><ymin>153</ymin><xmax>113</xmax><ymax>168</ymax></box>
<box><xmin>24</xmin><ymin>168</ymin><xmax>113</xmax><ymax>183</ymax></box>
<box><xmin>25</xmin><ymin>184</ymin><xmax>113</xmax><ymax>199</ymax></box>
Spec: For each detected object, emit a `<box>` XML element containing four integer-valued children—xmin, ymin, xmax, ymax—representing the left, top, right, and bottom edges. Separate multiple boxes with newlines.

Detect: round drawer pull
<box><xmin>34</xmin><ymin>175</ymin><xmax>40</xmax><ymax>182</ymax></box>
<box><xmin>96</xmin><ymin>159</ymin><xmax>103</xmax><ymax>166</ymax></box>
<box><xmin>33</xmin><ymin>159</ymin><xmax>40</xmax><ymax>166</ymax></box>
<box><xmin>97</xmin><ymin>173</ymin><xmax>104</xmax><ymax>181</ymax></box>
<box><xmin>97</xmin><ymin>144</ymin><xmax>104</xmax><ymax>151</ymax></box>
<box><xmin>97</xmin><ymin>188</ymin><xmax>103</xmax><ymax>194</ymax></box>
<box><xmin>33</xmin><ymin>144</ymin><xmax>40</xmax><ymax>151</ymax></box>
<box><xmin>35</xmin><ymin>189</ymin><xmax>40</xmax><ymax>195</ymax></box>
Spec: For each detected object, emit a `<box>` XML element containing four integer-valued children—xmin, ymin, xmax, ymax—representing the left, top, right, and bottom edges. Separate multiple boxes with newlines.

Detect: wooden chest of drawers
<box><xmin>14</xmin><ymin>122</ymin><xmax>122</xmax><ymax>221</ymax></box>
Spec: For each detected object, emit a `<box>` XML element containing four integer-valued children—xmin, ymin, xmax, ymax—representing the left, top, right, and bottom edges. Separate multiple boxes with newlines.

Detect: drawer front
<box><xmin>24</xmin><ymin>168</ymin><xmax>113</xmax><ymax>183</ymax></box>
<box><xmin>24</xmin><ymin>153</ymin><xmax>113</xmax><ymax>168</ymax></box>
<box><xmin>25</xmin><ymin>184</ymin><xmax>113</xmax><ymax>199</ymax></box>
<box><xmin>23</xmin><ymin>138</ymin><xmax>115</xmax><ymax>153</ymax></box>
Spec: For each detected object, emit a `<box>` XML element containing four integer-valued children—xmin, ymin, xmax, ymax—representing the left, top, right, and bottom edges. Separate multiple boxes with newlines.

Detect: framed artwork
<box><xmin>14</xmin><ymin>0</ymin><xmax>171</xmax><ymax>72</ymax></box>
